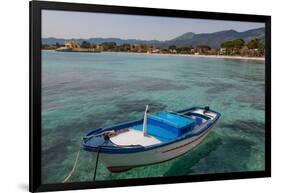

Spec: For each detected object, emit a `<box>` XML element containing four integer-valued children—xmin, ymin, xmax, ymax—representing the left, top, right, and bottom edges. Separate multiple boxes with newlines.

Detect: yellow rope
<box><xmin>62</xmin><ymin>149</ymin><xmax>81</xmax><ymax>183</ymax></box>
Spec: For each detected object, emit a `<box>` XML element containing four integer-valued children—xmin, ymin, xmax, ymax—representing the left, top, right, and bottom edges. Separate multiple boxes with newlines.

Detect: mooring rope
<box><xmin>62</xmin><ymin>136</ymin><xmax>107</xmax><ymax>183</ymax></box>
<box><xmin>62</xmin><ymin>149</ymin><xmax>81</xmax><ymax>183</ymax></box>
<box><xmin>93</xmin><ymin>146</ymin><xmax>102</xmax><ymax>181</ymax></box>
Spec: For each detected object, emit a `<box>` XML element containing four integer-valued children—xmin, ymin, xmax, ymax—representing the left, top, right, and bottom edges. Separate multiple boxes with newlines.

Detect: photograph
<box><xmin>41</xmin><ymin>9</ymin><xmax>266</xmax><ymax>184</ymax></box>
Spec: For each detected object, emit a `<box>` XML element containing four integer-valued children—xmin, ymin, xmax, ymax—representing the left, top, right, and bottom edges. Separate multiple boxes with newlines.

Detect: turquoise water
<box><xmin>41</xmin><ymin>50</ymin><xmax>265</xmax><ymax>184</ymax></box>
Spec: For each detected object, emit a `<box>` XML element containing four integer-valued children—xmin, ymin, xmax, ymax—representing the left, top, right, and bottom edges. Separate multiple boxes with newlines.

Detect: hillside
<box><xmin>42</xmin><ymin>27</ymin><xmax>265</xmax><ymax>48</ymax></box>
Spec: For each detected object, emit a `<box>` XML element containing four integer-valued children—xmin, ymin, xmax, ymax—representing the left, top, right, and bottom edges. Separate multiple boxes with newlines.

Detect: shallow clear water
<box><xmin>41</xmin><ymin>50</ymin><xmax>265</xmax><ymax>184</ymax></box>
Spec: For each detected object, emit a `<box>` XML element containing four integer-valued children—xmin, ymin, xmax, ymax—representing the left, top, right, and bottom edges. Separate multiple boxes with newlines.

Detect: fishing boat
<box><xmin>83</xmin><ymin>106</ymin><xmax>220</xmax><ymax>173</ymax></box>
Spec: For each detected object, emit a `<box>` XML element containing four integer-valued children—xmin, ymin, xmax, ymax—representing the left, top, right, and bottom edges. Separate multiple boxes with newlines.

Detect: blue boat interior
<box><xmin>83</xmin><ymin>107</ymin><xmax>221</xmax><ymax>152</ymax></box>
<box><xmin>132</xmin><ymin>112</ymin><xmax>196</xmax><ymax>142</ymax></box>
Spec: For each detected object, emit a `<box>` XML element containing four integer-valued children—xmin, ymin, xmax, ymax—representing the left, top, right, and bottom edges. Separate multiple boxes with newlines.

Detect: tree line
<box><xmin>42</xmin><ymin>38</ymin><xmax>265</xmax><ymax>57</ymax></box>
<box><xmin>220</xmin><ymin>38</ymin><xmax>265</xmax><ymax>56</ymax></box>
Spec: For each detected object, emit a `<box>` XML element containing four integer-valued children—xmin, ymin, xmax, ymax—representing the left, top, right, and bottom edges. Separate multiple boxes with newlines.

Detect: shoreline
<box><xmin>148</xmin><ymin>53</ymin><xmax>265</xmax><ymax>61</ymax></box>
<box><xmin>42</xmin><ymin>49</ymin><xmax>265</xmax><ymax>61</ymax></box>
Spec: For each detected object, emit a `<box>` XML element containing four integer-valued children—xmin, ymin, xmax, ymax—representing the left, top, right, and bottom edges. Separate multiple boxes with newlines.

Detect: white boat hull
<box><xmin>100</xmin><ymin>125</ymin><xmax>215</xmax><ymax>172</ymax></box>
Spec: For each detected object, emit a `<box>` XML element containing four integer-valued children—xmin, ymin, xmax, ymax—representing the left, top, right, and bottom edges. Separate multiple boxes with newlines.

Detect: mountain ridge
<box><xmin>42</xmin><ymin>27</ymin><xmax>265</xmax><ymax>48</ymax></box>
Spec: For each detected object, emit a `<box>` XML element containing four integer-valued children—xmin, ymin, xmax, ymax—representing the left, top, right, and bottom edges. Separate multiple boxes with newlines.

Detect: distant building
<box><xmin>152</xmin><ymin>49</ymin><xmax>160</xmax><ymax>53</ymax></box>
<box><xmin>65</xmin><ymin>41</ymin><xmax>80</xmax><ymax>49</ymax></box>
<box><xmin>147</xmin><ymin>48</ymin><xmax>160</xmax><ymax>54</ymax></box>
<box><xmin>190</xmin><ymin>49</ymin><xmax>196</xmax><ymax>54</ymax></box>
<box><xmin>56</xmin><ymin>41</ymin><xmax>80</xmax><ymax>52</ymax></box>
<box><xmin>219</xmin><ymin>48</ymin><xmax>226</xmax><ymax>55</ymax></box>
<box><xmin>96</xmin><ymin>44</ymin><xmax>103</xmax><ymax>51</ymax></box>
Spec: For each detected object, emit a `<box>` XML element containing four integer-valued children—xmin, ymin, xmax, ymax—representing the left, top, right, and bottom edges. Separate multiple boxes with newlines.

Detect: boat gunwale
<box><xmin>82</xmin><ymin>106</ymin><xmax>221</xmax><ymax>154</ymax></box>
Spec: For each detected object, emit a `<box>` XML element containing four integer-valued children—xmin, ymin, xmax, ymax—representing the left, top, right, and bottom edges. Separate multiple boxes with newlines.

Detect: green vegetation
<box><xmin>168</xmin><ymin>45</ymin><xmax>177</xmax><ymax>50</ymax></box>
<box><xmin>101</xmin><ymin>42</ymin><xmax>117</xmax><ymax>51</ymax></box>
<box><xmin>221</xmin><ymin>38</ymin><xmax>245</xmax><ymax>49</ymax></box>
<box><xmin>175</xmin><ymin>46</ymin><xmax>193</xmax><ymax>54</ymax></box>
<box><xmin>196</xmin><ymin>45</ymin><xmax>211</xmax><ymax>50</ymax></box>
<box><xmin>119</xmin><ymin>44</ymin><xmax>131</xmax><ymax>52</ymax></box>
<box><xmin>80</xmin><ymin>41</ymin><xmax>91</xmax><ymax>49</ymax></box>
<box><xmin>247</xmin><ymin>39</ymin><xmax>265</xmax><ymax>50</ymax></box>
<box><xmin>42</xmin><ymin>37</ymin><xmax>265</xmax><ymax>57</ymax></box>
<box><xmin>220</xmin><ymin>38</ymin><xmax>264</xmax><ymax>57</ymax></box>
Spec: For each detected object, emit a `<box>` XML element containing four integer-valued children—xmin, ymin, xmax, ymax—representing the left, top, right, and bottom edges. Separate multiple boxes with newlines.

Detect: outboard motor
<box><xmin>203</xmin><ymin>106</ymin><xmax>210</xmax><ymax>114</ymax></box>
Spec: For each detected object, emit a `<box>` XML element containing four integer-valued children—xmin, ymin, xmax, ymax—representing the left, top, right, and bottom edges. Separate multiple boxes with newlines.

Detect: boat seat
<box><xmin>110</xmin><ymin>129</ymin><xmax>162</xmax><ymax>146</ymax></box>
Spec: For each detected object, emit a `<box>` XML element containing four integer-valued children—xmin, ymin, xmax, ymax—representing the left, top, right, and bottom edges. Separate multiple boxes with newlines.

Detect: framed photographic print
<box><xmin>30</xmin><ymin>1</ymin><xmax>271</xmax><ymax>192</ymax></box>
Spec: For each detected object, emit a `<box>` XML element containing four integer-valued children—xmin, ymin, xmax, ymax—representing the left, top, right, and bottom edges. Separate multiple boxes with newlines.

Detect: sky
<box><xmin>42</xmin><ymin>10</ymin><xmax>265</xmax><ymax>41</ymax></box>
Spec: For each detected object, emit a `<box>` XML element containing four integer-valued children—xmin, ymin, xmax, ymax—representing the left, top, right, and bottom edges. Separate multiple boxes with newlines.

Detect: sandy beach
<box><xmin>145</xmin><ymin>53</ymin><xmax>265</xmax><ymax>61</ymax></box>
<box><xmin>99</xmin><ymin>51</ymin><xmax>265</xmax><ymax>61</ymax></box>
<box><xmin>45</xmin><ymin>49</ymin><xmax>265</xmax><ymax>61</ymax></box>
<box><xmin>184</xmin><ymin>54</ymin><xmax>265</xmax><ymax>61</ymax></box>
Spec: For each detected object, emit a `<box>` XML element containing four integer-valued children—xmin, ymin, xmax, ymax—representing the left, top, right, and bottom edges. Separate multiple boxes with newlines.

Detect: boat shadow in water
<box><xmin>164</xmin><ymin>132</ymin><xmax>222</xmax><ymax>177</ymax></box>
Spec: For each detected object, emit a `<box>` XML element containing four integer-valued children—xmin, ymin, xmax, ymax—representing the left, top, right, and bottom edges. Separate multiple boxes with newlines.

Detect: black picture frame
<box><xmin>30</xmin><ymin>1</ymin><xmax>271</xmax><ymax>192</ymax></box>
